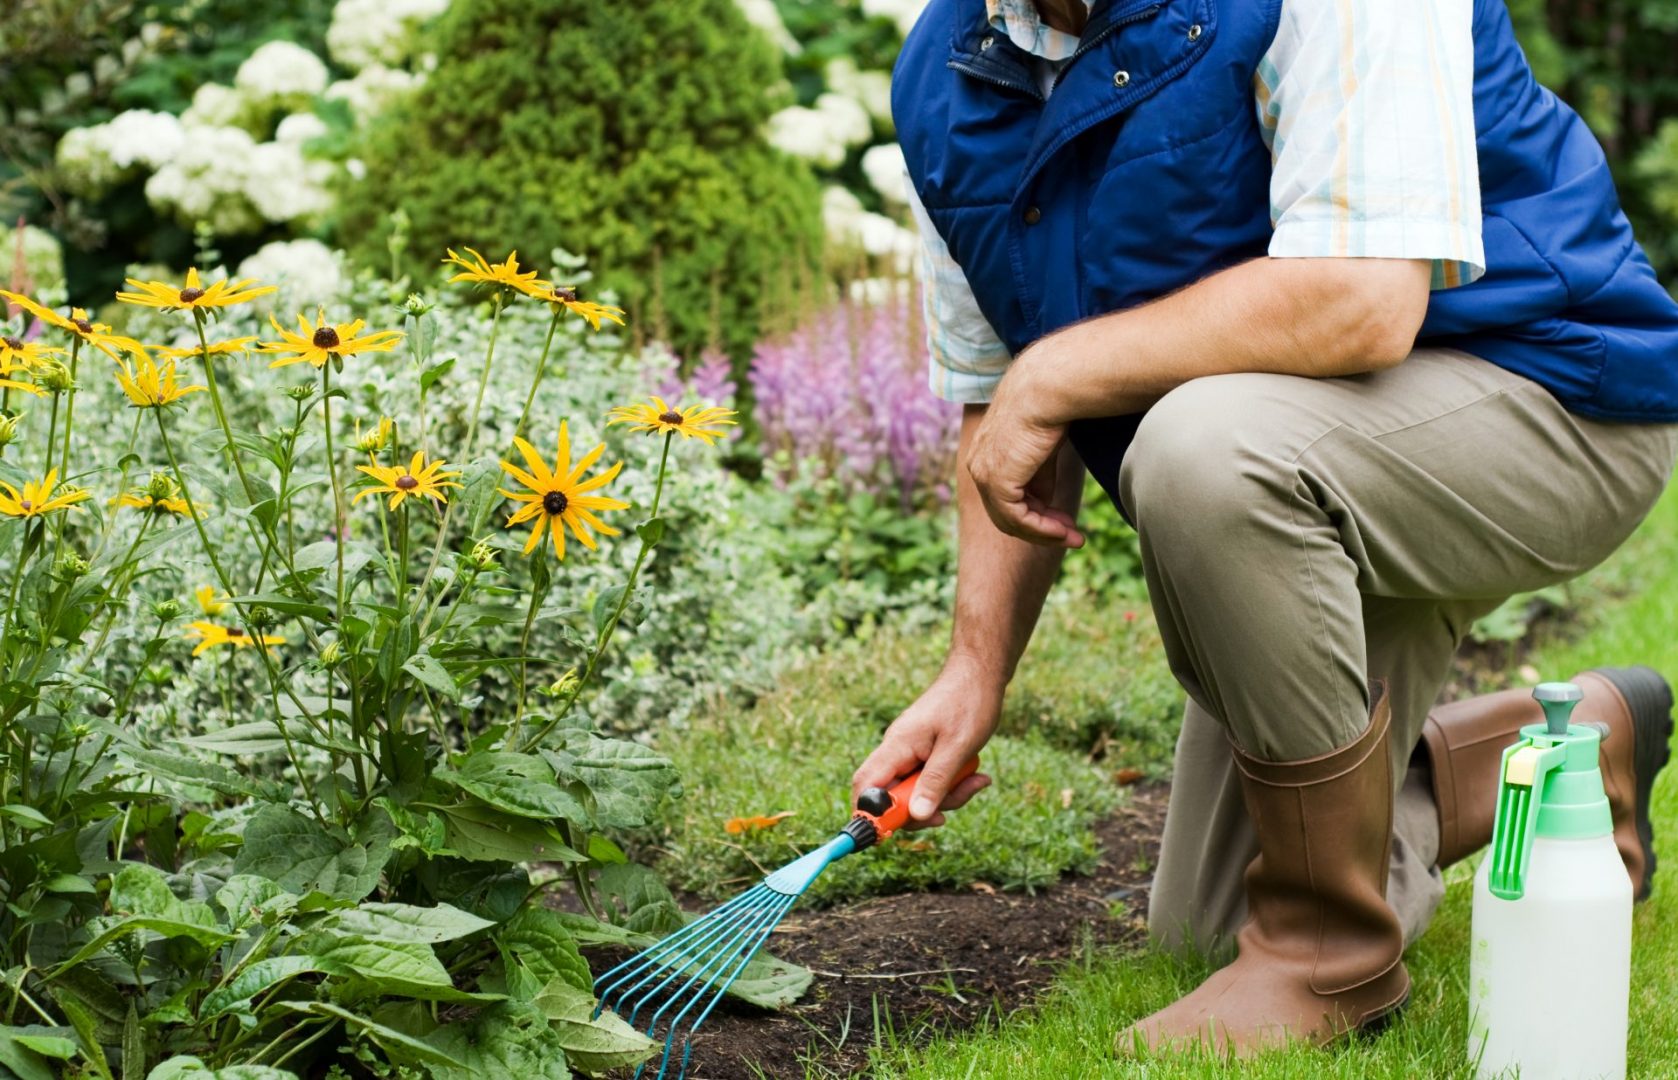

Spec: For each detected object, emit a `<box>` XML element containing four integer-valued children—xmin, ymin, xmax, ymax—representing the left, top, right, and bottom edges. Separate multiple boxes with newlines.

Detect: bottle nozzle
<box><xmin>1533</xmin><ymin>681</ymin><xmax>1584</xmax><ymax>736</ymax></box>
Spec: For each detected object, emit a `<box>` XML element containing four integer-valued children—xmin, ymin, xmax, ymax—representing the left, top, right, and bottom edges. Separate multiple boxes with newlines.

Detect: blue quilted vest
<box><xmin>894</xmin><ymin>0</ymin><xmax>1678</xmax><ymax>499</ymax></box>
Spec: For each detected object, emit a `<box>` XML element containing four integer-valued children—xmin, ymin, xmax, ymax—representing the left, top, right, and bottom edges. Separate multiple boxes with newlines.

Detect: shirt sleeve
<box><xmin>1257</xmin><ymin>0</ymin><xmax>1485</xmax><ymax>289</ymax></box>
<box><xmin>904</xmin><ymin>175</ymin><xmax>1014</xmax><ymax>403</ymax></box>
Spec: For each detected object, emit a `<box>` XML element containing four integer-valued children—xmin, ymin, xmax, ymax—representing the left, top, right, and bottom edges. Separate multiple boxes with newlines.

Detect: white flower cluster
<box><xmin>236</xmin><ymin>239</ymin><xmax>347</xmax><ymax>308</ymax></box>
<box><xmin>181</xmin><ymin>83</ymin><xmax>252</xmax><ymax>130</ymax></box>
<box><xmin>55</xmin><ymin>110</ymin><xmax>185</xmax><ymax>197</ymax></box>
<box><xmin>822</xmin><ymin>186</ymin><xmax>919</xmax><ymax>272</ymax></box>
<box><xmin>861</xmin><ymin>0</ymin><xmax>931</xmax><ymax>37</ymax></box>
<box><xmin>765</xmin><ymin>93</ymin><xmax>875</xmax><ymax>169</ymax></box>
<box><xmin>234</xmin><ymin>41</ymin><xmax>330</xmax><ymax>108</ymax></box>
<box><xmin>826</xmin><ymin>59</ymin><xmax>893</xmax><ymax>128</ymax></box>
<box><xmin>861</xmin><ymin>143</ymin><xmax>909</xmax><ymax>208</ymax></box>
<box><xmin>325</xmin><ymin>65</ymin><xmax>425</xmax><ymax>123</ymax></box>
<box><xmin>144</xmin><ymin>126</ymin><xmax>333</xmax><ymax>235</ymax></box>
<box><xmin>327</xmin><ymin>0</ymin><xmax>450</xmax><ymax>71</ymax></box>
<box><xmin>733</xmin><ymin>0</ymin><xmax>801</xmax><ymax>55</ymax></box>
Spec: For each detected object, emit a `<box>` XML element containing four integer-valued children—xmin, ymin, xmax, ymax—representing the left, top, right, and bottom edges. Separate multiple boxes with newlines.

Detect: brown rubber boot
<box><xmin>1118</xmin><ymin>682</ymin><xmax>1410</xmax><ymax>1056</ymax></box>
<box><xmin>1421</xmin><ymin>666</ymin><xmax>1672</xmax><ymax>899</ymax></box>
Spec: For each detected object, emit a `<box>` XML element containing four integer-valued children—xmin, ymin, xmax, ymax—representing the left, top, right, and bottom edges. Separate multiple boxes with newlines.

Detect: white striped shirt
<box><xmin>913</xmin><ymin>0</ymin><xmax>1485</xmax><ymax>403</ymax></box>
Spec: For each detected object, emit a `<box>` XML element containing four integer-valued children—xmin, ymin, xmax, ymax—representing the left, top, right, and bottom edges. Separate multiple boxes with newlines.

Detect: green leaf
<box><xmin>146</xmin><ymin>1056</ymin><xmax>298</xmax><ymax>1080</ymax></box>
<box><xmin>402</xmin><ymin>653</ymin><xmax>460</xmax><ymax>701</ymax></box>
<box><xmin>423</xmin><ymin>1003</ymin><xmax>572</xmax><ymax>1080</ymax></box>
<box><xmin>590</xmin><ymin>585</ymin><xmax>630</xmax><ymax>636</ymax></box>
<box><xmin>565</xmin><ymin>738</ymin><xmax>679</xmax><ymax>829</ymax></box>
<box><xmin>0</xmin><ymin>804</ymin><xmax>53</xmax><ymax>830</ymax></box>
<box><xmin>0</xmin><ymin>1026</ymin><xmax>61</xmax><ymax>1080</ymax></box>
<box><xmin>723</xmin><ymin>948</ymin><xmax>814</xmax><ymax>1010</ymax></box>
<box><xmin>124</xmin><ymin>748</ymin><xmax>273</xmax><ymax>800</ymax></box>
<box><xmin>594</xmin><ymin>865</ymin><xmax>682</xmax><ymax>936</ymax></box>
<box><xmin>534</xmin><ymin>980</ymin><xmax>655</xmax><ymax>1074</ymax></box>
<box><xmin>313</xmin><ymin>937</ymin><xmax>470</xmax><ymax>1000</ymax></box>
<box><xmin>42</xmin><ymin>874</ymin><xmax>96</xmax><ymax>894</ymax></box>
<box><xmin>184</xmin><ymin>721</ymin><xmax>291</xmax><ymax>756</ymax></box>
<box><xmin>495</xmin><ymin>907</ymin><xmax>591</xmax><ymax>992</ymax></box>
<box><xmin>57</xmin><ymin>992</ymin><xmax>111</xmax><ymax>1080</ymax></box>
<box><xmin>122</xmin><ymin>1003</ymin><xmax>143</xmax><ymax>1080</ymax></box>
<box><xmin>280</xmin><ymin>1002</ymin><xmax>463</xmax><ymax>1069</ymax></box>
<box><xmin>214</xmin><ymin>875</ymin><xmax>297</xmax><ymax>929</ymax></box>
<box><xmin>54</xmin><ymin>915</ymin><xmax>235</xmax><ymax>974</ymax></box>
<box><xmin>634</xmin><ymin>516</ymin><xmax>665</xmax><ymax>546</ymax></box>
<box><xmin>325</xmin><ymin>902</ymin><xmax>494</xmax><ymax>944</ymax></box>
<box><xmin>435</xmin><ymin>752</ymin><xmax>588</xmax><ymax>822</ymax></box>
<box><xmin>233</xmin><ymin>806</ymin><xmax>389</xmax><ymax>901</ymax></box>
<box><xmin>419</xmin><ymin>356</ymin><xmax>455</xmax><ymax>394</ymax></box>
<box><xmin>198</xmin><ymin>957</ymin><xmax>319</xmax><ymax>1021</ymax></box>
<box><xmin>12</xmin><ymin>1034</ymin><xmax>76</xmax><ymax>1060</ymax></box>
<box><xmin>438</xmin><ymin>803</ymin><xmax>584</xmax><ymax>864</ymax></box>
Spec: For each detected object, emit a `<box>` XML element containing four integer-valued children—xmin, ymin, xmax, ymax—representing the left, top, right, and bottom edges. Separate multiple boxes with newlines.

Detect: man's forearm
<box><xmin>946</xmin><ymin>404</ymin><xmax>1083</xmax><ymax>688</ymax></box>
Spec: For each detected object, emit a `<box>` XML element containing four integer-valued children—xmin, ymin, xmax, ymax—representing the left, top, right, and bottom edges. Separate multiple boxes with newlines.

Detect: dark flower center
<box><xmin>658</xmin><ymin>410</ymin><xmax>684</xmax><ymax>425</ymax></box>
<box><xmin>2</xmin><ymin>337</ymin><xmax>21</xmax><ymax>352</ymax></box>
<box><xmin>73</xmin><ymin>319</ymin><xmax>93</xmax><ymax>334</ymax></box>
<box><xmin>228</xmin><ymin>627</ymin><xmax>245</xmax><ymax>637</ymax></box>
<box><xmin>18</xmin><ymin>500</ymin><xmax>32</xmax><ymax>512</ymax></box>
<box><xmin>313</xmin><ymin>326</ymin><xmax>341</xmax><ymax>350</ymax></box>
<box><xmin>542</xmin><ymin>490</ymin><xmax>569</xmax><ymax>515</ymax></box>
<box><xmin>551</xmin><ymin>287</ymin><xmax>577</xmax><ymax>303</ymax></box>
<box><xmin>179</xmin><ymin>287</ymin><xmax>206</xmax><ymax>304</ymax></box>
<box><xmin>395</xmin><ymin>475</ymin><xmax>418</xmax><ymax>490</ymax></box>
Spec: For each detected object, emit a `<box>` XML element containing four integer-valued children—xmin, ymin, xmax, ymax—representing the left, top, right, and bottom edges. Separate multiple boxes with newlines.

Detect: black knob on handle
<box><xmin>855</xmin><ymin>786</ymin><xmax>892</xmax><ymax>816</ymax></box>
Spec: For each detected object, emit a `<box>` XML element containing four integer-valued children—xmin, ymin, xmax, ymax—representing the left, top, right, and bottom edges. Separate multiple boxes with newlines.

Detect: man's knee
<box><xmin>1118</xmin><ymin>373</ymin><xmax>1299</xmax><ymax>541</ymax></box>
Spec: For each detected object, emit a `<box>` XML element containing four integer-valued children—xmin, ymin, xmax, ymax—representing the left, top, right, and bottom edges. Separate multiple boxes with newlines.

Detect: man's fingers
<box><xmin>851</xmin><ymin>738</ymin><xmax>922</xmax><ymax>801</ymax></box>
<box><xmin>909</xmin><ymin>740</ymin><xmax>984</xmax><ymax>821</ymax></box>
<box><xmin>939</xmin><ymin>772</ymin><xmax>991</xmax><ymax>811</ymax></box>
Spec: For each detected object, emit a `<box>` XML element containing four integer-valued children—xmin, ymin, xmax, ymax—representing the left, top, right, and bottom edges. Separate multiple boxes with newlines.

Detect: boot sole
<box><xmin>1590</xmin><ymin>665</ymin><xmax>1674</xmax><ymax>902</ymax></box>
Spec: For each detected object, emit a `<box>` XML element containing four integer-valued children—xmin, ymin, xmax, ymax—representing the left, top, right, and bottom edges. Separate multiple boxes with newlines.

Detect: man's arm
<box><xmin>850</xmin><ymin>402</ymin><xmax>1085</xmax><ymax>823</ymax></box>
<box><xmin>969</xmin><ymin>256</ymin><xmax>1432</xmax><ymax>543</ymax></box>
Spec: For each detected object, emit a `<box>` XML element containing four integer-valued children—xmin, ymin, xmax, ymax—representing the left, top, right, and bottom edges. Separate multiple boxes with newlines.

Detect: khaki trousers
<box><xmin>1117</xmin><ymin>349</ymin><xmax>1678</xmax><ymax>953</ymax></box>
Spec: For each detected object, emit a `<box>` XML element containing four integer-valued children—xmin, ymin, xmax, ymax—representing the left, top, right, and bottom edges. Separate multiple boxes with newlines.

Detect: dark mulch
<box><xmin>586</xmin><ymin>784</ymin><xmax>1168</xmax><ymax>1080</ymax></box>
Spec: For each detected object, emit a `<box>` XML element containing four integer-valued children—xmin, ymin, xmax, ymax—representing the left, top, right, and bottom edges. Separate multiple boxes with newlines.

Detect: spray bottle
<box><xmin>1469</xmin><ymin>682</ymin><xmax>1632</xmax><ymax>1080</ymax></box>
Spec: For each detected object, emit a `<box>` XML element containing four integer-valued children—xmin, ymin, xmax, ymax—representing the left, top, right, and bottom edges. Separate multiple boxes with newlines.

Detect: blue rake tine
<box><xmin>638</xmin><ymin>891</ymin><xmax>798</xmax><ymax>1080</ymax></box>
<box><xmin>618</xmin><ymin>893</ymin><xmax>776</xmax><ymax>1028</ymax></box>
<box><xmin>593</xmin><ymin>885</ymin><xmax>769</xmax><ymax>1013</ymax></box>
<box><xmin>629</xmin><ymin>895</ymin><xmax>786</xmax><ymax>1036</ymax></box>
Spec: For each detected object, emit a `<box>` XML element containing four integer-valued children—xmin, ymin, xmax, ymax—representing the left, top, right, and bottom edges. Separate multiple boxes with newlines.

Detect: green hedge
<box><xmin>339</xmin><ymin>0</ymin><xmax>824</xmax><ymax>355</ymax></box>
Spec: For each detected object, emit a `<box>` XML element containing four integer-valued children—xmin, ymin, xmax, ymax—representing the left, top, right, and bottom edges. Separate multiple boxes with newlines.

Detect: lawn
<box><xmin>850</xmin><ymin>486</ymin><xmax>1678</xmax><ymax>1079</ymax></box>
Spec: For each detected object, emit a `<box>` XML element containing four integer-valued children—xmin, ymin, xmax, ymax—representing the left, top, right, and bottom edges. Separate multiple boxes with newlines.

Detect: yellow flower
<box><xmin>608</xmin><ymin>397</ymin><xmax>738</xmax><ymax>444</ymax></box>
<box><xmin>499</xmin><ymin>422</ymin><xmax>629</xmax><ymax>559</ymax></box>
<box><xmin>116</xmin><ymin>354</ymin><xmax>205</xmax><ymax>408</ymax></box>
<box><xmin>0</xmin><ymin>469</ymin><xmax>92</xmax><ymax>518</ymax></box>
<box><xmin>111</xmin><ymin>474</ymin><xmax>194</xmax><ymax>517</ymax></box>
<box><xmin>0</xmin><ymin>292</ymin><xmax>147</xmax><ymax>362</ymax></box>
<box><xmin>259</xmin><ymin>310</ymin><xmax>403</xmax><ymax>369</ymax></box>
<box><xmin>185</xmin><ymin>621</ymin><xmax>285</xmax><ymax>658</ymax></box>
<box><xmin>195</xmin><ymin>585</ymin><xmax>229</xmax><ymax>616</ymax></box>
<box><xmin>116</xmin><ymin>267</ymin><xmax>277</xmax><ymax>313</ymax></box>
<box><xmin>155</xmin><ymin>336</ymin><xmax>260</xmax><ymax>361</ymax></box>
<box><xmin>443</xmin><ymin>248</ymin><xmax>547</xmax><ymax>293</ymax></box>
<box><xmin>515</xmin><ymin>281</ymin><xmax>626</xmax><ymax>330</ymax></box>
<box><xmin>0</xmin><ymin>333</ymin><xmax>61</xmax><ymax>372</ymax></box>
<box><xmin>354</xmin><ymin>451</ymin><xmax>462</xmax><ymax>511</ymax></box>
<box><xmin>355</xmin><ymin>415</ymin><xmax>395</xmax><ymax>456</ymax></box>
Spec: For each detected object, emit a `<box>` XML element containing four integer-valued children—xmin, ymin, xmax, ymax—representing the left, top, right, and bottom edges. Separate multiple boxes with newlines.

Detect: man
<box><xmin>855</xmin><ymin>0</ymin><xmax>1678</xmax><ymax>1056</ymax></box>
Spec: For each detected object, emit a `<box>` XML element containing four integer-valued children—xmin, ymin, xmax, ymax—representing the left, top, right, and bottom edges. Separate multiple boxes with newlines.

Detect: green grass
<box><xmin>645</xmin><ymin>600</ymin><xmax>1183</xmax><ymax>905</ymax></box>
<box><xmin>865</xmin><ymin>487</ymin><xmax>1678</xmax><ymax>1079</ymax></box>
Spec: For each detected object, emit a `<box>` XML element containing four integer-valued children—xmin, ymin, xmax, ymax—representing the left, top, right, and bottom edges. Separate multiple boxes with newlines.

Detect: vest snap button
<box><xmin>1112</xmin><ymin>70</ymin><xmax>1131</xmax><ymax>88</ymax></box>
<box><xmin>1187</xmin><ymin>24</ymin><xmax>1203</xmax><ymax>42</ymax></box>
<box><xmin>980</xmin><ymin>35</ymin><xmax>995</xmax><ymax>51</ymax></box>
<box><xmin>1023</xmin><ymin>206</ymin><xmax>1043</xmax><ymax>225</ymax></box>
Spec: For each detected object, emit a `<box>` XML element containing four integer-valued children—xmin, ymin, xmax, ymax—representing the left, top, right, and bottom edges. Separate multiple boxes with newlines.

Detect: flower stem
<box><xmin>519</xmin><ymin>432</ymin><xmax>672</xmax><ymax>750</ymax></box>
<box><xmin>56</xmin><ymin>338</ymin><xmax>80</xmax><ymax>479</ymax></box>
<box><xmin>513</xmin><ymin>307</ymin><xmax>562</xmax><ymax>444</ymax></box>
<box><xmin>511</xmin><ymin>581</ymin><xmax>545</xmax><ymax>743</ymax></box>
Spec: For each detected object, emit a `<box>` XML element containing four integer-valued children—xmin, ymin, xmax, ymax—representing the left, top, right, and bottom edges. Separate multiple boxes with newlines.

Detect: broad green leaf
<box><xmin>423</xmin><ymin>1003</ymin><xmax>571</xmax><ymax>1080</ymax></box>
<box><xmin>215</xmin><ymin>875</ymin><xmax>297</xmax><ymax>929</ymax></box>
<box><xmin>723</xmin><ymin>948</ymin><xmax>814</xmax><ymax>1010</ymax></box>
<box><xmin>375</xmin><ymin>798</ymin><xmax>448</xmax><ymax>856</ymax></box>
<box><xmin>325</xmin><ymin>902</ymin><xmax>494</xmax><ymax>944</ymax></box>
<box><xmin>233</xmin><ymin>806</ymin><xmax>389</xmax><ymax>901</ymax></box>
<box><xmin>146</xmin><ymin>1056</ymin><xmax>298</xmax><ymax>1080</ymax></box>
<box><xmin>313</xmin><ymin>937</ymin><xmax>476</xmax><ymax>1000</ymax></box>
<box><xmin>124</xmin><ymin>749</ymin><xmax>271</xmax><ymax>800</ymax></box>
<box><xmin>0</xmin><ymin>804</ymin><xmax>53</xmax><ymax>830</ymax></box>
<box><xmin>42</xmin><ymin>874</ymin><xmax>96</xmax><ymax>894</ymax></box>
<box><xmin>122</xmin><ymin>1003</ymin><xmax>142</xmax><ymax>1080</ymax></box>
<box><xmin>54</xmin><ymin>915</ymin><xmax>235</xmax><ymax>973</ymax></box>
<box><xmin>435</xmin><ymin>753</ymin><xmax>588</xmax><ymax>822</ymax></box>
<box><xmin>184</xmin><ymin>722</ymin><xmax>291</xmax><ymax>756</ymax></box>
<box><xmin>496</xmin><ymin>907</ymin><xmax>591</xmax><ymax>992</ymax></box>
<box><xmin>280</xmin><ymin>1002</ymin><xmax>462</xmax><ymax>1069</ymax></box>
<box><xmin>55</xmin><ymin>993</ymin><xmax>110</xmax><ymax>1080</ymax></box>
<box><xmin>634</xmin><ymin>516</ymin><xmax>665</xmax><ymax>546</ymax></box>
<box><xmin>419</xmin><ymin>356</ymin><xmax>454</xmax><ymax>393</ymax></box>
<box><xmin>438</xmin><ymin>803</ymin><xmax>585</xmax><ymax>864</ymax></box>
<box><xmin>402</xmin><ymin>654</ymin><xmax>460</xmax><ymax>701</ymax></box>
<box><xmin>198</xmin><ymin>957</ymin><xmax>318</xmax><ymax>1021</ymax></box>
<box><xmin>533</xmin><ymin>980</ymin><xmax>655</xmax><ymax>1073</ymax></box>
<box><xmin>11</xmin><ymin>1034</ymin><xmax>76</xmax><ymax>1059</ymax></box>
<box><xmin>0</xmin><ymin>1026</ymin><xmax>60</xmax><ymax>1080</ymax></box>
<box><xmin>595</xmin><ymin>865</ymin><xmax>682</xmax><ymax>936</ymax></box>
<box><xmin>564</xmin><ymin>738</ymin><xmax>678</xmax><ymax>829</ymax></box>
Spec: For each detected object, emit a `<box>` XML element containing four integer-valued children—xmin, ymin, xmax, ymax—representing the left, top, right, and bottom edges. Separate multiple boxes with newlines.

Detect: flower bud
<box><xmin>246</xmin><ymin>605</ymin><xmax>277</xmax><ymax>631</ymax></box>
<box><xmin>284</xmin><ymin>383</ymin><xmax>315</xmax><ymax>402</ymax></box>
<box><xmin>55</xmin><ymin>551</ymin><xmax>90</xmax><ymax>579</ymax></box>
<box><xmin>318</xmin><ymin>638</ymin><xmax>344</xmax><ymax>667</ymax></box>
<box><xmin>467</xmin><ymin>539</ymin><xmax>499</xmax><ymax>572</ymax></box>
<box><xmin>151</xmin><ymin>598</ymin><xmax>183</xmax><ymax>621</ymax></box>
<box><xmin>36</xmin><ymin>360</ymin><xmax>73</xmax><ymax>394</ymax></box>
<box><xmin>357</xmin><ymin>415</ymin><xmax>394</xmax><ymax>454</ymax></box>
<box><xmin>544</xmin><ymin>669</ymin><xmax>581</xmax><ymax>700</ymax></box>
<box><xmin>399</xmin><ymin>293</ymin><xmax>432</xmax><ymax>318</ymax></box>
<box><xmin>0</xmin><ymin>414</ymin><xmax>23</xmax><ymax>448</ymax></box>
<box><xmin>144</xmin><ymin>471</ymin><xmax>178</xmax><ymax>501</ymax></box>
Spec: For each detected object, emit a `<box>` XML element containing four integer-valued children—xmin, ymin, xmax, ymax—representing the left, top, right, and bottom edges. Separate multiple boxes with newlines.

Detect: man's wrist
<box><xmin>941</xmin><ymin>649</ymin><xmax>1010</xmax><ymax>697</ymax></box>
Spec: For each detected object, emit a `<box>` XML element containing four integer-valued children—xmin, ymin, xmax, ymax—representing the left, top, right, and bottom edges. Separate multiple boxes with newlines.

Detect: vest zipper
<box><xmin>947</xmin><ymin>58</ymin><xmax>1044</xmax><ymax>102</ymax></box>
<box><xmin>1052</xmin><ymin>4</ymin><xmax>1163</xmax><ymax>93</ymax></box>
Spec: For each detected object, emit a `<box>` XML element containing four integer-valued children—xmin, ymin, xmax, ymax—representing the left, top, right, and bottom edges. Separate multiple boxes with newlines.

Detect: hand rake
<box><xmin>592</xmin><ymin>756</ymin><xmax>980</xmax><ymax>1080</ymax></box>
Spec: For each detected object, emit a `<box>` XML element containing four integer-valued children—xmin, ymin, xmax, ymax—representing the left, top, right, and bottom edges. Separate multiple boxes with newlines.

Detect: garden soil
<box><xmin>582</xmin><ymin>785</ymin><xmax>1169</xmax><ymax>1080</ymax></box>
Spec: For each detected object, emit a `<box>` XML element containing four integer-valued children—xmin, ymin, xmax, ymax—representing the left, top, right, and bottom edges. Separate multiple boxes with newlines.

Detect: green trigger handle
<box><xmin>1486</xmin><ymin>682</ymin><xmax>1585</xmax><ymax>901</ymax></box>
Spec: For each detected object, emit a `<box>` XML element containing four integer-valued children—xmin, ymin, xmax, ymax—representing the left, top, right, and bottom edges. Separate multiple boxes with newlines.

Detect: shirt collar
<box><xmin>985</xmin><ymin>0</ymin><xmax>1093</xmax><ymax>62</ymax></box>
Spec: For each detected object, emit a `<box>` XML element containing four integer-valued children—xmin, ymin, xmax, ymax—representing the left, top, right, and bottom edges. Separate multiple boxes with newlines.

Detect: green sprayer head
<box><xmin>1486</xmin><ymin>682</ymin><xmax>1613</xmax><ymax>900</ymax></box>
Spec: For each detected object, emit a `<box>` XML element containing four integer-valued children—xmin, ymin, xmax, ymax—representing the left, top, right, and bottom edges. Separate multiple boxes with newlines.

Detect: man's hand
<box><xmin>851</xmin><ymin>657</ymin><xmax>999</xmax><ymax>826</ymax></box>
<box><xmin>966</xmin><ymin>369</ymin><xmax>1085</xmax><ymax>548</ymax></box>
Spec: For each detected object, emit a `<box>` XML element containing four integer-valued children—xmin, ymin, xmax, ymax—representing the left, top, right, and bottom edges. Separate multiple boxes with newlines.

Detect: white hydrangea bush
<box><xmin>55</xmin><ymin>110</ymin><xmax>186</xmax><ymax>197</ymax></box>
<box><xmin>327</xmin><ymin>0</ymin><xmax>450</xmax><ymax>70</ymax></box>
<box><xmin>236</xmin><ymin>239</ymin><xmax>348</xmax><ymax>309</ymax></box>
<box><xmin>234</xmin><ymin>40</ymin><xmax>331</xmax><ymax>109</ymax></box>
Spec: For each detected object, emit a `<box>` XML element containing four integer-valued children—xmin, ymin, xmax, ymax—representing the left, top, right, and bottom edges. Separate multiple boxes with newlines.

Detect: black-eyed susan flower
<box><xmin>260</xmin><ymin>310</ymin><xmax>403</xmax><ymax>369</ymax></box>
<box><xmin>0</xmin><ymin>292</ymin><xmax>149</xmax><ymax>361</ymax></box>
<box><xmin>515</xmin><ymin>281</ymin><xmax>626</xmax><ymax>330</ymax></box>
<box><xmin>355</xmin><ymin>416</ymin><xmax>395</xmax><ymax>457</ymax></box>
<box><xmin>185</xmin><ymin>621</ymin><xmax>285</xmax><ymax>657</ymax></box>
<box><xmin>195</xmin><ymin>585</ymin><xmax>229</xmax><ymax>616</ymax></box>
<box><xmin>111</xmin><ymin>473</ymin><xmax>193</xmax><ymax>518</ymax></box>
<box><xmin>155</xmin><ymin>336</ymin><xmax>260</xmax><ymax>361</ymax></box>
<box><xmin>0</xmin><ymin>333</ymin><xmax>60</xmax><ymax>372</ymax></box>
<box><xmin>443</xmin><ymin>248</ymin><xmax>547</xmax><ymax>293</ymax></box>
<box><xmin>116</xmin><ymin>268</ymin><xmax>276</xmax><ymax>313</ymax></box>
<box><xmin>116</xmin><ymin>354</ymin><xmax>204</xmax><ymax>408</ymax></box>
<box><xmin>0</xmin><ymin>469</ymin><xmax>91</xmax><ymax>518</ymax></box>
<box><xmin>608</xmin><ymin>397</ymin><xmax>738</xmax><ymax>444</ymax></box>
<box><xmin>354</xmin><ymin>451</ymin><xmax>461</xmax><ymax>511</ymax></box>
<box><xmin>499</xmin><ymin>422</ymin><xmax>629</xmax><ymax>559</ymax></box>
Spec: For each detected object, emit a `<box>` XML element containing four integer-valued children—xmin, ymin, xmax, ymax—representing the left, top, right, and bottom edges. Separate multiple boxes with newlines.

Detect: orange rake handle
<box><xmin>851</xmin><ymin>756</ymin><xmax>981</xmax><ymax>844</ymax></box>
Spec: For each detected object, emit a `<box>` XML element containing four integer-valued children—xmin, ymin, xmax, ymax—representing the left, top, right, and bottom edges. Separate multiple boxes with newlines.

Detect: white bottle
<box><xmin>1468</xmin><ymin>683</ymin><xmax>1633</xmax><ymax>1080</ymax></box>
